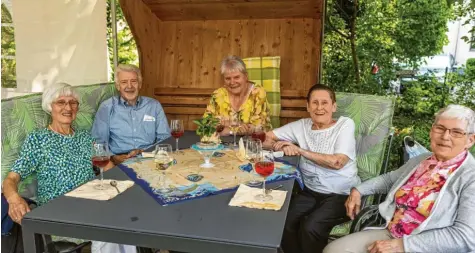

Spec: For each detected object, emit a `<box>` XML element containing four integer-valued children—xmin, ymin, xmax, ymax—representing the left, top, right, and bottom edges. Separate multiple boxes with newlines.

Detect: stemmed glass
<box><xmin>245</xmin><ymin>139</ymin><xmax>263</xmax><ymax>186</ymax></box>
<box><xmin>154</xmin><ymin>144</ymin><xmax>173</xmax><ymax>193</ymax></box>
<box><xmin>251</xmin><ymin>125</ymin><xmax>267</xmax><ymax>143</ymax></box>
<box><xmin>254</xmin><ymin>151</ymin><xmax>275</xmax><ymax>202</ymax></box>
<box><xmin>229</xmin><ymin>115</ymin><xmax>242</xmax><ymax>148</ymax></box>
<box><xmin>92</xmin><ymin>143</ymin><xmax>112</xmax><ymax>190</ymax></box>
<box><xmin>170</xmin><ymin>119</ymin><xmax>184</xmax><ymax>152</ymax></box>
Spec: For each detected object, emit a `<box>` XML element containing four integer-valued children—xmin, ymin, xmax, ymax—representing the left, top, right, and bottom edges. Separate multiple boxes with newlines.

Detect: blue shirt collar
<box><xmin>118</xmin><ymin>95</ymin><xmax>141</xmax><ymax>108</ymax></box>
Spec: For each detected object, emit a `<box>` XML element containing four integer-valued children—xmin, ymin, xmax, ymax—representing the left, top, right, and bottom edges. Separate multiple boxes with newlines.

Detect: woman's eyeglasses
<box><xmin>432</xmin><ymin>124</ymin><xmax>467</xmax><ymax>138</ymax></box>
<box><xmin>54</xmin><ymin>100</ymin><xmax>79</xmax><ymax>109</ymax></box>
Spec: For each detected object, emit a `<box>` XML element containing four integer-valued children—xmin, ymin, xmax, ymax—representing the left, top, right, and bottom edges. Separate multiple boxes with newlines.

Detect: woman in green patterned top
<box><xmin>2</xmin><ymin>83</ymin><xmax>96</xmax><ymax>223</ymax></box>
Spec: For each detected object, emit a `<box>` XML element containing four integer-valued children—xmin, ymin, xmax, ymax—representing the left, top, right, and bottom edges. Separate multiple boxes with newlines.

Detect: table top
<box><xmin>23</xmin><ymin>131</ymin><xmax>298</xmax><ymax>252</ymax></box>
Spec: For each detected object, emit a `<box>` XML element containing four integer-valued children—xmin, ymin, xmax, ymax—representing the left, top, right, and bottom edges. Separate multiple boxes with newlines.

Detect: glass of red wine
<box><xmin>251</xmin><ymin>125</ymin><xmax>266</xmax><ymax>143</ymax></box>
<box><xmin>170</xmin><ymin>119</ymin><xmax>184</xmax><ymax>152</ymax></box>
<box><xmin>92</xmin><ymin>142</ymin><xmax>111</xmax><ymax>190</ymax></box>
<box><xmin>254</xmin><ymin>151</ymin><xmax>275</xmax><ymax>201</ymax></box>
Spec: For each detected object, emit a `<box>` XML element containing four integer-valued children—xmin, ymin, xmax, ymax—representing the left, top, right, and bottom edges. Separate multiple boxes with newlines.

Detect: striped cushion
<box><xmin>243</xmin><ymin>56</ymin><xmax>281</xmax><ymax>128</ymax></box>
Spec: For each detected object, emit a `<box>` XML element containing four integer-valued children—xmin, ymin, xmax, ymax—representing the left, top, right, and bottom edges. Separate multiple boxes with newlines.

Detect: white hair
<box><xmin>220</xmin><ymin>55</ymin><xmax>247</xmax><ymax>75</ymax></box>
<box><xmin>435</xmin><ymin>104</ymin><xmax>475</xmax><ymax>133</ymax></box>
<box><xmin>114</xmin><ymin>64</ymin><xmax>142</xmax><ymax>87</ymax></box>
<box><xmin>41</xmin><ymin>82</ymin><xmax>79</xmax><ymax>114</ymax></box>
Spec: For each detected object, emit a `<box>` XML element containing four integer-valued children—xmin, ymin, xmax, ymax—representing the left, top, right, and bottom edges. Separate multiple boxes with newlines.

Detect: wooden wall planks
<box><xmin>120</xmin><ymin>0</ymin><xmax>323</xmax><ymax>130</ymax></box>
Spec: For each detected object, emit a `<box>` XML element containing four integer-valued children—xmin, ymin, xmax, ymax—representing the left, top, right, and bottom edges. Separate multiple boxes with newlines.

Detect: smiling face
<box><xmin>307</xmin><ymin>90</ymin><xmax>337</xmax><ymax>127</ymax></box>
<box><xmin>430</xmin><ymin>117</ymin><xmax>475</xmax><ymax>161</ymax></box>
<box><xmin>117</xmin><ymin>71</ymin><xmax>141</xmax><ymax>104</ymax></box>
<box><xmin>223</xmin><ymin>70</ymin><xmax>249</xmax><ymax>96</ymax></box>
<box><xmin>51</xmin><ymin>96</ymin><xmax>79</xmax><ymax>125</ymax></box>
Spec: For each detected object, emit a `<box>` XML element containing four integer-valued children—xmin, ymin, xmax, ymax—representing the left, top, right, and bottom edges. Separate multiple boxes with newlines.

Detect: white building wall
<box><xmin>445</xmin><ymin>18</ymin><xmax>475</xmax><ymax>66</ymax></box>
<box><xmin>1</xmin><ymin>0</ymin><xmax>108</xmax><ymax>99</ymax></box>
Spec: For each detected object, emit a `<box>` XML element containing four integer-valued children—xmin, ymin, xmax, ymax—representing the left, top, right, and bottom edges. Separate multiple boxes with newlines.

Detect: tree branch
<box><xmin>326</xmin><ymin>16</ymin><xmax>351</xmax><ymax>40</ymax></box>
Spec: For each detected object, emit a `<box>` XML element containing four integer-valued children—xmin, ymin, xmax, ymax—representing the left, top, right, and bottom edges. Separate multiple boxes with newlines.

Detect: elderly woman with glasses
<box><xmin>2</xmin><ymin>83</ymin><xmax>95</xmax><ymax>223</ymax></box>
<box><xmin>204</xmin><ymin>55</ymin><xmax>272</xmax><ymax>135</ymax></box>
<box><xmin>324</xmin><ymin>104</ymin><xmax>475</xmax><ymax>253</ymax></box>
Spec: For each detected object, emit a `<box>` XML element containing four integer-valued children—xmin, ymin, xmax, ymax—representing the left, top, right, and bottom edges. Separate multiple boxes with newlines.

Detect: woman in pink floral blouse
<box><xmin>324</xmin><ymin>104</ymin><xmax>475</xmax><ymax>253</ymax></box>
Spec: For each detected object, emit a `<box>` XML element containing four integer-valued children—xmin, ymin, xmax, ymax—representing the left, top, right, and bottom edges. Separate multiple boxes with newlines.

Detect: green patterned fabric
<box><xmin>243</xmin><ymin>56</ymin><xmax>281</xmax><ymax>128</ymax></box>
<box><xmin>1</xmin><ymin>83</ymin><xmax>117</xmax><ymax>199</ymax></box>
<box><xmin>329</xmin><ymin>93</ymin><xmax>396</xmax><ymax>237</ymax></box>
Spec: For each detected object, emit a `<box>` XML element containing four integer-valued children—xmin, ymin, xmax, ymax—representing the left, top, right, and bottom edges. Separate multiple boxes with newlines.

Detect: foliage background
<box><xmin>323</xmin><ymin>0</ymin><xmax>475</xmax><ymax>170</ymax></box>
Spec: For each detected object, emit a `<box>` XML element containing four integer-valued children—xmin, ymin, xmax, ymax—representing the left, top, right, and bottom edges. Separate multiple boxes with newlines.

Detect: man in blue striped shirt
<box><xmin>92</xmin><ymin>64</ymin><xmax>171</xmax><ymax>165</ymax></box>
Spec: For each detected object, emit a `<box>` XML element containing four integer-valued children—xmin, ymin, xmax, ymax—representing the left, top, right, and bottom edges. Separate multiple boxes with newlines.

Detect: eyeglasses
<box><xmin>432</xmin><ymin>124</ymin><xmax>467</xmax><ymax>138</ymax></box>
<box><xmin>54</xmin><ymin>100</ymin><xmax>79</xmax><ymax>109</ymax></box>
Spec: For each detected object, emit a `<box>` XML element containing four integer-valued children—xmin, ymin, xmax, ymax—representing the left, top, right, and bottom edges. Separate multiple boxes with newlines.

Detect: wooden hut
<box><xmin>120</xmin><ymin>0</ymin><xmax>324</xmax><ymax>130</ymax></box>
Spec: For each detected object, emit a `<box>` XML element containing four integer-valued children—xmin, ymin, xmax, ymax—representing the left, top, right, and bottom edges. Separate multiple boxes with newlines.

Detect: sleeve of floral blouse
<box><xmin>255</xmin><ymin>88</ymin><xmax>272</xmax><ymax>130</ymax></box>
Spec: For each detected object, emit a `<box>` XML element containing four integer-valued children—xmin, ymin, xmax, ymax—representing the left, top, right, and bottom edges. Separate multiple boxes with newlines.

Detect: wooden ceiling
<box><xmin>141</xmin><ymin>0</ymin><xmax>323</xmax><ymax>21</ymax></box>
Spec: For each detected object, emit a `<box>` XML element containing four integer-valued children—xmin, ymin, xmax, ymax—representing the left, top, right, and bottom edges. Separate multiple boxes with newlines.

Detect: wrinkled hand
<box><xmin>7</xmin><ymin>195</ymin><xmax>30</xmax><ymax>224</ymax></box>
<box><xmin>273</xmin><ymin>141</ymin><xmax>294</xmax><ymax>151</ymax></box>
<box><xmin>238</xmin><ymin>124</ymin><xmax>254</xmax><ymax>135</ymax></box>
<box><xmin>272</xmin><ymin>141</ymin><xmax>301</xmax><ymax>156</ymax></box>
<box><xmin>368</xmin><ymin>239</ymin><xmax>404</xmax><ymax>253</ymax></box>
<box><xmin>346</xmin><ymin>188</ymin><xmax>362</xmax><ymax>220</ymax></box>
<box><xmin>111</xmin><ymin>149</ymin><xmax>143</xmax><ymax>165</ymax></box>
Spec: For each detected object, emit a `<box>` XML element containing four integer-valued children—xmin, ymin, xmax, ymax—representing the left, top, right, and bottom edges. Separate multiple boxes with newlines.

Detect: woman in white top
<box><xmin>265</xmin><ymin>84</ymin><xmax>360</xmax><ymax>253</ymax></box>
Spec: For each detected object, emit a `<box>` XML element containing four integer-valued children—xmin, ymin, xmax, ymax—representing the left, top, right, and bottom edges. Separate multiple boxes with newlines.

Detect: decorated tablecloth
<box><xmin>118</xmin><ymin>149</ymin><xmax>303</xmax><ymax>205</ymax></box>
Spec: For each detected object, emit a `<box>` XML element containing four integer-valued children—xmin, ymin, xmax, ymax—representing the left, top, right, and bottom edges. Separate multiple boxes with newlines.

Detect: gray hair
<box><xmin>114</xmin><ymin>64</ymin><xmax>142</xmax><ymax>87</ymax></box>
<box><xmin>435</xmin><ymin>104</ymin><xmax>475</xmax><ymax>133</ymax></box>
<box><xmin>41</xmin><ymin>82</ymin><xmax>80</xmax><ymax>114</ymax></box>
<box><xmin>220</xmin><ymin>55</ymin><xmax>247</xmax><ymax>75</ymax></box>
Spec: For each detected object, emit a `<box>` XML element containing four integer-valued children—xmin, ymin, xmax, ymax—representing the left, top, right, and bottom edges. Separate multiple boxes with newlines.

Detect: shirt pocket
<box><xmin>142</xmin><ymin>121</ymin><xmax>156</xmax><ymax>140</ymax></box>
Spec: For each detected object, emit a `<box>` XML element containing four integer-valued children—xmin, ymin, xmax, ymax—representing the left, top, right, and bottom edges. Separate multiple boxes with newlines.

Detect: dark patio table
<box><xmin>22</xmin><ymin>131</ymin><xmax>298</xmax><ymax>253</ymax></box>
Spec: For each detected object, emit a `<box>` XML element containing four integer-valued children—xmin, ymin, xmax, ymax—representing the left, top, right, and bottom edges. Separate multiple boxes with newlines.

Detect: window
<box><xmin>1</xmin><ymin>2</ymin><xmax>16</xmax><ymax>88</ymax></box>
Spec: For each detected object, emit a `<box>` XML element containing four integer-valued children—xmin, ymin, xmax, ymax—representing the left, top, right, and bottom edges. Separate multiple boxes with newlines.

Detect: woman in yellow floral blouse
<box><xmin>204</xmin><ymin>55</ymin><xmax>272</xmax><ymax>135</ymax></box>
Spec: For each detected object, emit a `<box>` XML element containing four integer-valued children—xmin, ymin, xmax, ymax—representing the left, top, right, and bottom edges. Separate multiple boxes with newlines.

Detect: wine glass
<box><xmin>251</xmin><ymin>125</ymin><xmax>267</xmax><ymax>143</ymax></box>
<box><xmin>154</xmin><ymin>144</ymin><xmax>173</xmax><ymax>193</ymax></box>
<box><xmin>254</xmin><ymin>151</ymin><xmax>275</xmax><ymax>202</ymax></box>
<box><xmin>229</xmin><ymin>115</ymin><xmax>242</xmax><ymax>148</ymax></box>
<box><xmin>245</xmin><ymin>139</ymin><xmax>263</xmax><ymax>186</ymax></box>
<box><xmin>170</xmin><ymin>119</ymin><xmax>184</xmax><ymax>152</ymax></box>
<box><xmin>92</xmin><ymin>143</ymin><xmax>112</xmax><ymax>190</ymax></box>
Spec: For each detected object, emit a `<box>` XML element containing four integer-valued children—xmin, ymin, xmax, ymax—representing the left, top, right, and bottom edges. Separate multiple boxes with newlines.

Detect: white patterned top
<box><xmin>273</xmin><ymin>116</ymin><xmax>360</xmax><ymax>194</ymax></box>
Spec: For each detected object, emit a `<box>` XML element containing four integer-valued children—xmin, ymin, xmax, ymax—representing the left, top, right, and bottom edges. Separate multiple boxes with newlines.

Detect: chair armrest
<box><xmin>349</xmin><ymin>205</ymin><xmax>384</xmax><ymax>233</ymax></box>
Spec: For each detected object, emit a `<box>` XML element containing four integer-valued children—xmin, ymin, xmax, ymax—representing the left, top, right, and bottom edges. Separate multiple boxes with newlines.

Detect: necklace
<box><xmin>48</xmin><ymin>124</ymin><xmax>73</xmax><ymax>136</ymax></box>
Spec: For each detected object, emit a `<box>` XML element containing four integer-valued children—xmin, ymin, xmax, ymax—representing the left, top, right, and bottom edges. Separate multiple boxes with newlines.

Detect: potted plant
<box><xmin>193</xmin><ymin>114</ymin><xmax>220</xmax><ymax>144</ymax></box>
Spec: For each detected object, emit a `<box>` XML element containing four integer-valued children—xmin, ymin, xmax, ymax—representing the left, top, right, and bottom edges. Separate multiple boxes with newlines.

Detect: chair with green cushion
<box><xmin>328</xmin><ymin>92</ymin><xmax>396</xmax><ymax>238</ymax></box>
<box><xmin>1</xmin><ymin>82</ymin><xmax>117</xmax><ymax>253</ymax></box>
<box><xmin>243</xmin><ymin>56</ymin><xmax>281</xmax><ymax>128</ymax></box>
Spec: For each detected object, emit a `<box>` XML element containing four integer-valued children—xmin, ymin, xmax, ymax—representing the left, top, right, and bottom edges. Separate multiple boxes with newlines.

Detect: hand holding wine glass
<box><xmin>92</xmin><ymin>142</ymin><xmax>112</xmax><ymax>190</ymax></box>
<box><xmin>170</xmin><ymin>119</ymin><xmax>184</xmax><ymax>152</ymax></box>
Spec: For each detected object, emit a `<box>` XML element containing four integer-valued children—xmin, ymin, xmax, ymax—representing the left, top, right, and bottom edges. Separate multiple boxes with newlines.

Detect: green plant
<box><xmin>193</xmin><ymin>115</ymin><xmax>220</xmax><ymax>139</ymax></box>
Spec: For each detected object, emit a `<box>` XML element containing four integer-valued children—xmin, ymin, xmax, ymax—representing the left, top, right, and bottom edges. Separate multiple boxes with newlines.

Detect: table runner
<box><xmin>118</xmin><ymin>149</ymin><xmax>302</xmax><ymax>205</ymax></box>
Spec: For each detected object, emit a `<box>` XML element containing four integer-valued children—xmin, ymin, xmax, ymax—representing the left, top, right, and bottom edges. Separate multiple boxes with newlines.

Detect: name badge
<box><xmin>143</xmin><ymin>115</ymin><xmax>156</xmax><ymax>122</ymax></box>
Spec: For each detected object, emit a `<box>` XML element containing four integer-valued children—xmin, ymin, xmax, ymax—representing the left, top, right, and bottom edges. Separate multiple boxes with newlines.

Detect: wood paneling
<box><xmin>120</xmin><ymin>0</ymin><xmax>323</xmax><ymax>130</ymax></box>
<box><xmin>143</xmin><ymin>0</ymin><xmax>321</xmax><ymax>21</ymax></box>
<box><xmin>120</xmin><ymin>0</ymin><xmax>162</xmax><ymax>96</ymax></box>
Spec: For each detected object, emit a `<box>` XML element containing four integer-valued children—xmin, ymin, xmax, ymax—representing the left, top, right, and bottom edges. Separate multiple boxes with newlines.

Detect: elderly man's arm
<box><xmin>403</xmin><ymin>180</ymin><xmax>475</xmax><ymax>253</ymax></box>
<box><xmin>91</xmin><ymin>102</ymin><xmax>111</xmax><ymax>145</ymax></box>
<box><xmin>155</xmin><ymin>102</ymin><xmax>171</xmax><ymax>142</ymax></box>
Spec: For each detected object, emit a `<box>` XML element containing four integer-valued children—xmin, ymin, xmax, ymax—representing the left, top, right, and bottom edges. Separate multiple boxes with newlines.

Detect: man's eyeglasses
<box><xmin>432</xmin><ymin>124</ymin><xmax>467</xmax><ymax>138</ymax></box>
<box><xmin>54</xmin><ymin>100</ymin><xmax>79</xmax><ymax>109</ymax></box>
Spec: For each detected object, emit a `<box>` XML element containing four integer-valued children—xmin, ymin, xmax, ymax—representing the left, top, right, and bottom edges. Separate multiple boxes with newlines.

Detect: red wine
<box><xmin>255</xmin><ymin>161</ymin><xmax>274</xmax><ymax>177</ymax></box>
<box><xmin>171</xmin><ymin>130</ymin><xmax>184</xmax><ymax>139</ymax></box>
<box><xmin>252</xmin><ymin>131</ymin><xmax>266</xmax><ymax>142</ymax></box>
<box><xmin>216</xmin><ymin>125</ymin><xmax>225</xmax><ymax>133</ymax></box>
<box><xmin>92</xmin><ymin>156</ymin><xmax>110</xmax><ymax>168</ymax></box>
